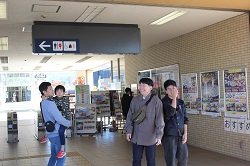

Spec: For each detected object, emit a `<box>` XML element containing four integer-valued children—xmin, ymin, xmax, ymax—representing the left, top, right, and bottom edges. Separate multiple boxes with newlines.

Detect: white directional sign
<box><xmin>39</xmin><ymin>41</ymin><xmax>51</xmax><ymax>51</ymax></box>
<box><xmin>34</xmin><ymin>39</ymin><xmax>79</xmax><ymax>53</ymax></box>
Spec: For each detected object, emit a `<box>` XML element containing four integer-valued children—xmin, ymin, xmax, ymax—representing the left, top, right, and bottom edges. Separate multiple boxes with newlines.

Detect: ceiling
<box><xmin>0</xmin><ymin>0</ymin><xmax>244</xmax><ymax>72</ymax></box>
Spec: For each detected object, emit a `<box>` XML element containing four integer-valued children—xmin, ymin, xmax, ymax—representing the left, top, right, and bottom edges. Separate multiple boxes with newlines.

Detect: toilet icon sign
<box><xmin>64</xmin><ymin>41</ymin><xmax>76</xmax><ymax>51</ymax></box>
<box><xmin>53</xmin><ymin>41</ymin><xmax>63</xmax><ymax>51</ymax></box>
<box><xmin>34</xmin><ymin>38</ymin><xmax>79</xmax><ymax>53</ymax></box>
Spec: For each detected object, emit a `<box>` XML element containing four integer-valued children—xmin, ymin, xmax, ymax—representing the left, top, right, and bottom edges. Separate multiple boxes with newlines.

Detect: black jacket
<box><xmin>161</xmin><ymin>94</ymin><xmax>189</xmax><ymax>137</ymax></box>
<box><xmin>121</xmin><ymin>94</ymin><xmax>133</xmax><ymax>117</ymax></box>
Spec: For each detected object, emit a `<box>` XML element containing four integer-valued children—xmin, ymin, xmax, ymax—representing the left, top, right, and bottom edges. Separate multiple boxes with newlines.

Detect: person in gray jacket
<box><xmin>125</xmin><ymin>78</ymin><xmax>165</xmax><ymax>166</ymax></box>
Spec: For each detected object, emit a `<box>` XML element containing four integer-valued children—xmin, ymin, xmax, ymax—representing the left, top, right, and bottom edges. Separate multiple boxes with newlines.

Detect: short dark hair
<box><xmin>164</xmin><ymin>79</ymin><xmax>177</xmax><ymax>90</ymax></box>
<box><xmin>139</xmin><ymin>78</ymin><xmax>154</xmax><ymax>87</ymax></box>
<box><xmin>54</xmin><ymin>85</ymin><xmax>65</xmax><ymax>94</ymax></box>
<box><xmin>39</xmin><ymin>82</ymin><xmax>51</xmax><ymax>95</ymax></box>
<box><xmin>125</xmin><ymin>88</ymin><xmax>131</xmax><ymax>93</ymax></box>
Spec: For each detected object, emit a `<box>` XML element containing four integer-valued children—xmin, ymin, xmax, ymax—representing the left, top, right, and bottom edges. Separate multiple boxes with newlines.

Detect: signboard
<box><xmin>34</xmin><ymin>38</ymin><xmax>80</xmax><ymax>54</ymax></box>
<box><xmin>200</xmin><ymin>71</ymin><xmax>220</xmax><ymax>116</ymax></box>
<box><xmin>74</xmin><ymin>104</ymin><xmax>97</xmax><ymax>134</ymax></box>
<box><xmin>91</xmin><ymin>91</ymin><xmax>110</xmax><ymax>116</ymax></box>
<box><xmin>181</xmin><ymin>73</ymin><xmax>199</xmax><ymax>114</ymax></box>
<box><xmin>223</xmin><ymin>68</ymin><xmax>248</xmax><ymax>119</ymax></box>
<box><xmin>75</xmin><ymin>85</ymin><xmax>90</xmax><ymax>105</ymax></box>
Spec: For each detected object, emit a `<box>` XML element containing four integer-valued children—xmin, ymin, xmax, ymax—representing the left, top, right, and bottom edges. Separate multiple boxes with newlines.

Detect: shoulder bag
<box><xmin>131</xmin><ymin>94</ymin><xmax>154</xmax><ymax>125</ymax></box>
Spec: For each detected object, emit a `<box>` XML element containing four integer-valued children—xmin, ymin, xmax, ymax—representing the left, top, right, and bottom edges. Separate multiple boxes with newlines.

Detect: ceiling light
<box><xmin>40</xmin><ymin>56</ymin><xmax>52</xmax><ymax>63</ymax></box>
<box><xmin>75</xmin><ymin>6</ymin><xmax>106</xmax><ymax>22</ymax></box>
<box><xmin>150</xmin><ymin>11</ymin><xmax>187</xmax><ymax>25</ymax></box>
<box><xmin>0</xmin><ymin>37</ymin><xmax>8</xmax><ymax>50</ymax></box>
<box><xmin>0</xmin><ymin>56</ymin><xmax>8</xmax><ymax>63</ymax></box>
<box><xmin>0</xmin><ymin>1</ymin><xmax>7</xmax><ymax>19</ymax></box>
<box><xmin>34</xmin><ymin>66</ymin><xmax>42</xmax><ymax>70</ymax></box>
<box><xmin>2</xmin><ymin>66</ymin><xmax>8</xmax><ymax>71</ymax></box>
<box><xmin>63</xmin><ymin>66</ymin><xmax>72</xmax><ymax>70</ymax></box>
<box><xmin>75</xmin><ymin>56</ymin><xmax>93</xmax><ymax>63</ymax></box>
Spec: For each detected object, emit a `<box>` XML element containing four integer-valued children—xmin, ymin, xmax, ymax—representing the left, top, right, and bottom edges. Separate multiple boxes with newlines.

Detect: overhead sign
<box><xmin>34</xmin><ymin>39</ymin><xmax>80</xmax><ymax>54</ymax></box>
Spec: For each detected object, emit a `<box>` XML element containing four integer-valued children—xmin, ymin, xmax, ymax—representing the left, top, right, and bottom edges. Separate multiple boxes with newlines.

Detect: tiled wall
<box><xmin>125</xmin><ymin>13</ymin><xmax>250</xmax><ymax>161</ymax></box>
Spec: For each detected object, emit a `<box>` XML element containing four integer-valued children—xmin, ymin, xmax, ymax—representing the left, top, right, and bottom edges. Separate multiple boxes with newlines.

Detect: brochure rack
<box><xmin>34</xmin><ymin>110</ymin><xmax>46</xmax><ymax>140</ymax></box>
<box><xmin>7</xmin><ymin>112</ymin><xmax>19</xmax><ymax>143</ymax></box>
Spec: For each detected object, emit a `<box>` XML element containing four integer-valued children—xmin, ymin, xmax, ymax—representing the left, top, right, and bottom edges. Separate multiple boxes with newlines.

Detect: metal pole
<box><xmin>111</xmin><ymin>61</ymin><xmax>113</xmax><ymax>83</ymax></box>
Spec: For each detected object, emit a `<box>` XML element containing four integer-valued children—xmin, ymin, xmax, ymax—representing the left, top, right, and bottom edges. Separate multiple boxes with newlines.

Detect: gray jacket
<box><xmin>125</xmin><ymin>93</ymin><xmax>165</xmax><ymax>146</ymax></box>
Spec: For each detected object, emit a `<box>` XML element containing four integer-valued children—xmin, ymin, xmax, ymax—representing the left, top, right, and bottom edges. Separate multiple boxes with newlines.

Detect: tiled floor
<box><xmin>0</xmin><ymin>114</ymin><xmax>249</xmax><ymax>166</ymax></box>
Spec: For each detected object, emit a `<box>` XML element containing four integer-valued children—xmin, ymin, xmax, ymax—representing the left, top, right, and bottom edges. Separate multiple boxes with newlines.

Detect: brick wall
<box><xmin>125</xmin><ymin>13</ymin><xmax>250</xmax><ymax>161</ymax></box>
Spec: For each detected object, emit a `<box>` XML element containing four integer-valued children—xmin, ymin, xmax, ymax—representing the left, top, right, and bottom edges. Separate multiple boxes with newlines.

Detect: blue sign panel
<box><xmin>34</xmin><ymin>39</ymin><xmax>80</xmax><ymax>54</ymax></box>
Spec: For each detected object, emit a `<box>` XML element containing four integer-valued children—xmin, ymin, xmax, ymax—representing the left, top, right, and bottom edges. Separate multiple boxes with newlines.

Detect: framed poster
<box><xmin>223</xmin><ymin>68</ymin><xmax>248</xmax><ymax>119</ymax></box>
<box><xmin>200</xmin><ymin>71</ymin><xmax>220</xmax><ymax>116</ymax></box>
<box><xmin>74</xmin><ymin>104</ymin><xmax>97</xmax><ymax>134</ymax></box>
<box><xmin>91</xmin><ymin>91</ymin><xmax>110</xmax><ymax>116</ymax></box>
<box><xmin>181</xmin><ymin>73</ymin><xmax>199</xmax><ymax>114</ymax></box>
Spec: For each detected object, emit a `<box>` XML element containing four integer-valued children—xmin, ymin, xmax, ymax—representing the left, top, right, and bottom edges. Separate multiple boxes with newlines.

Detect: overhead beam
<box><xmin>47</xmin><ymin>0</ymin><xmax>249</xmax><ymax>11</ymax></box>
<box><xmin>112</xmin><ymin>0</ymin><xmax>249</xmax><ymax>11</ymax></box>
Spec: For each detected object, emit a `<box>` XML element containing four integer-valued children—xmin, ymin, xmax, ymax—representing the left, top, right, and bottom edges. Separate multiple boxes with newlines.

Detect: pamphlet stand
<box><xmin>7</xmin><ymin>112</ymin><xmax>19</xmax><ymax>143</ymax></box>
<box><xmin>34</xmin><ymin>111</ymin><xmax>46</xmax><ymax>140</ymax></box>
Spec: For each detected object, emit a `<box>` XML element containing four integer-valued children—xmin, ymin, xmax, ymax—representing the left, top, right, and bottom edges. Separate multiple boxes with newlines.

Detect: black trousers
<box><xmin>162</xmin><ymin>136</ymin><xmax>188</xmax><ymax>166</ymax></box>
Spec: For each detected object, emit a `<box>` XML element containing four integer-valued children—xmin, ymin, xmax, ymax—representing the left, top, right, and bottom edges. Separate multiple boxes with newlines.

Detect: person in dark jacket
<box><xmin>161</xmin><ymin>79</ymin><xmax>189</xmax><ymax>166</ymax></box>
<box><xmin>121</xmin><ymin>88</ymin><xmax>133</xmax><ymax>119</ymax></box>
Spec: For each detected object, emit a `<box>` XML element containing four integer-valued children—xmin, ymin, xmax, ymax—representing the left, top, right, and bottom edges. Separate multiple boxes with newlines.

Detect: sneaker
<box><xmin>39</xmin><ymin>136</ymin><xmax>47</xmax><ymax>143</ymax></box>
<box><xmin>56</xmin><ymin>150</ymin><xmax>66</xmax><ymax>158</ymax></box>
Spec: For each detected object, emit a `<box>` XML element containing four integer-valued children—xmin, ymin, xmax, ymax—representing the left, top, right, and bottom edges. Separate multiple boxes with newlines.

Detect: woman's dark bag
<box><xmin>131</xmin><ymin>94</ymin><xmax>154</xmax><ymax>125</ymax></box>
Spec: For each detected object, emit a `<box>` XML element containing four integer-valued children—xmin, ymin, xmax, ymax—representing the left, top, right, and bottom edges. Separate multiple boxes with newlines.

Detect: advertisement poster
<box><xmin>74</xmin><ymin>104</ymin><xmax>96</xmax><ymax>134</ymax></box>
<box><xmin>200</xmin><ymin>71</ymin><xmax>220</xmax><ymax>116</ymax></box>
<box><xmin>75</xmin><ymin>85</ymin><xmax>90</xmax><ymax>104</ymax></box>
<box><xmin>110</xmin><ymin>90</ymin><xmax>122</xmax><ymax>115</ymax></box>
<box><xmin>223</xmin><ymin>68</ymin><xmax>248</xmax><ymax>119</ymax></box>
<box><xmin>91</xmin><ymin>91</ymin><xmax>110</xmax><ymax>116</ymax></box>
<box><xmin>181</xmin><ymin>73</ymin><xmax>199</xmax><ymax>114</ymax></box>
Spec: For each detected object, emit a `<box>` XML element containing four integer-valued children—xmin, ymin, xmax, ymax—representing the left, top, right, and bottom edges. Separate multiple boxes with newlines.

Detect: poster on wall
<box><xmin>91</xmin><ymin>91</ymin><xmax>110</xmax><ymax>116</ymax></box>
<box><xmin>200</xmin><ymin>71</ymin><xmax>220</xmax><ymax>116</ymax></box>
<box><xmin>223</xmin><ymin>68</ymin><xmax>248</xmax><ymax>119</ymax></box>
<box><xmin>181</xmin><ymin>73</ymin><xmax>199</xmax><ymax>114</ymax></box>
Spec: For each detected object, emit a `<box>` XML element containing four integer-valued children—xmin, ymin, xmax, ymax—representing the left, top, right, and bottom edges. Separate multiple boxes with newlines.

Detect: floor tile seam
<box><xmin>1</xmin><ymin>151</ymin><xmax>82</xmax><ymax>162</ymax></box>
